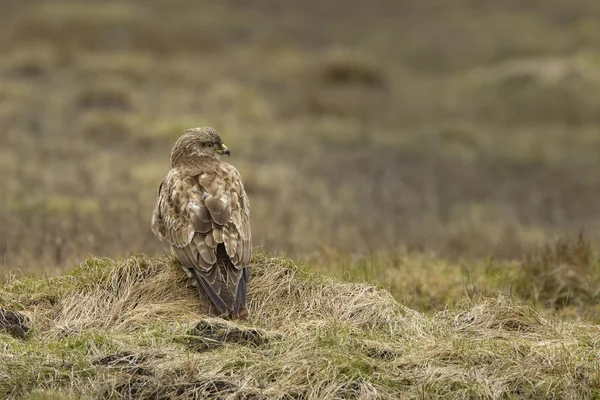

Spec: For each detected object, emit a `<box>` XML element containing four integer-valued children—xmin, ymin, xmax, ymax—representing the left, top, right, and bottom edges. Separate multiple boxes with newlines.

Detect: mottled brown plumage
<box><xmin>151</xmin><ymin>127</ymin><xmax>251</xmax><ymax>319</ymax></box>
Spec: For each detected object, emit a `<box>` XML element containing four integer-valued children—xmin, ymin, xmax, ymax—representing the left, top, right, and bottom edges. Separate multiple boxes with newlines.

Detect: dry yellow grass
<box><xmin>1</xmin><ymin>253</ymin><xmax>599</xmax><ymax>399</ymax></box>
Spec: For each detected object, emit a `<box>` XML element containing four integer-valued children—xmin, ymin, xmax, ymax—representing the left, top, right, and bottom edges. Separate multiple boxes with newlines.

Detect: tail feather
<box><xmin>174</xmin><ymin>244</ymin><xmax>248</xmax><ymax>319</ymax></box>
<box><xmin>189</xmin><ymin>267</ymin><xmax>232</xmax><ymax>317</ymax></box>
<box><xmin>234</xmin><ymin>267</ymin><xmax>248</xmax><ymax>314</ymax></box>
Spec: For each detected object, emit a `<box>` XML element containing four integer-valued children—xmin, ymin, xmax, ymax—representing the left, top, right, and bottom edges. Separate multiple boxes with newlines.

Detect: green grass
<box><xmin>313</xmin><ymin>234</ymin><xmax>600</xmax><ymax>321</ymax></box>
<box><xmin>1</xmin><ymin>253</ymin><xmax>600</xmax><ymax>399</ymax></box>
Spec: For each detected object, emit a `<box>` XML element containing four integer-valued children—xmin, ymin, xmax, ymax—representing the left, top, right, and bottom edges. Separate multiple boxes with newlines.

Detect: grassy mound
<box><xmin>1</xmin><ymin>254</ymin><xmax>599</xmax><ymax>399</ymax></box>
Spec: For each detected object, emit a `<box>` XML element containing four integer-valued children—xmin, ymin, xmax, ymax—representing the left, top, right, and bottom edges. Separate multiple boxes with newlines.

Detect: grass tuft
<box><xmin>75</xmin><ymin>77</ymin><xmax>134</xmax><ymax>111</ymax></box>
<box><xmin>518</xmin><ymin>233</ymin><xmax>600</xmax><ymax>315</ymax></box>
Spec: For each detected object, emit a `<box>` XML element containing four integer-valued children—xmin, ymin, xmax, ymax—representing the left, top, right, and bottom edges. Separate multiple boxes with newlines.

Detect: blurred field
<box><xmin>3</xmin><ymin>1</ymin><xmax>600</xmax><ymax>311</ymax></box>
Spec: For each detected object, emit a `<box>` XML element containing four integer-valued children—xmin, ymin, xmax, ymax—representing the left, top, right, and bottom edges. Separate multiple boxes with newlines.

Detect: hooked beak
<box><xmin>219</xmin><ymin>143</ymin><xmax>231</xmax><ymax>156</ymax></box>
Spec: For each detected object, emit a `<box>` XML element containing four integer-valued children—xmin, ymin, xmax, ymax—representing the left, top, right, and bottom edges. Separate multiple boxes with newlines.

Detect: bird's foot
<box><xmin>232</xmin><ymin>307</ymin><xmax>249</xmax><ymax>320</ymax></box>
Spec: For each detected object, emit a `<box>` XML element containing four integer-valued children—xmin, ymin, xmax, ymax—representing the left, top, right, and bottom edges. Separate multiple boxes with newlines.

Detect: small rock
<box><xmin>0</xmin><ymin>308</ymin><xmax>30</xmax><ymax>339</ymax></box>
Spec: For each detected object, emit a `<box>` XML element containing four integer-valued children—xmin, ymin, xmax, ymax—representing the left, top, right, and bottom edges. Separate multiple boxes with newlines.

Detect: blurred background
<box><xmin>2</xmin><ymin>0</ymin><xmax>600</xmax><ymax>280</ymax></box>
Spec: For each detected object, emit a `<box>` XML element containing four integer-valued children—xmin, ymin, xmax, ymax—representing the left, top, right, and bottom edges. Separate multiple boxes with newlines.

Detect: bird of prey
<box><xmin>151</xmin><ymin>127</ymin><xmax>252</xmax><ymax>319</ymax></box>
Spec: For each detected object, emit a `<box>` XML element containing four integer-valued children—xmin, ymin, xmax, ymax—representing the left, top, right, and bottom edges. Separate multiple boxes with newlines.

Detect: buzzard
<box><xmin>151</xmin><ymin>127</ymin><xmax>252</xmax><ymax>319</ymax></box>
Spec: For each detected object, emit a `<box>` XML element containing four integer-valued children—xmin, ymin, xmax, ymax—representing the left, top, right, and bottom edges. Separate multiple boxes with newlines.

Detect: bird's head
<box><xmin>170</xmin><ymin>127</ymin><xmax>230</xmax><ymax>166</ymax></box>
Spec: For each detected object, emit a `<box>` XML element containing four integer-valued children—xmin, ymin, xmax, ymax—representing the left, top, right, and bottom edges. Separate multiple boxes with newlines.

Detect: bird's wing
<box><xmin>203</xmin><ymin>162</ymin><xmax>252</xmax><ymax>269</ymax></box>
<box><xmin>151</xmin><ymin>161</ymin><xmax>252</xmax><ymax>314</ymax></box>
